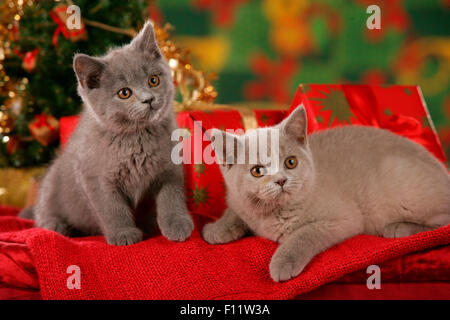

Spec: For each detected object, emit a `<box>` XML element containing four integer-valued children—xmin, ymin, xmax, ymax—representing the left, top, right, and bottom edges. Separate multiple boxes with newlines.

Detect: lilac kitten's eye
<box><xmin>250</xmin><ymin>166</ymin><xmax>266</xmax><ymax>178</ymax></box>
<box><xmin>148</xmin><ymin>75</ymin><xmax>160</xmax><ymax>87</ymax></box>
<box><xmin>118</xmin><ymin>88</ymin><xmax>132</xmax><ymax>99</ymax></box>
<box><xmin>284</xmin><ymin>156</ymin><xmax>298</xmax><ymax>169</ymax></box>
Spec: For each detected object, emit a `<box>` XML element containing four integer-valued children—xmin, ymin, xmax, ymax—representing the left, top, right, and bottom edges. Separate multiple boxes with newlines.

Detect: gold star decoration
<box><xmin>193</xmin><ymin>163</ymin><xmax>206</xmax><ymax>177</ymax></box>
<box><xmin>191</xmin><ymin>184</ymin><xmax>209</xmax><ymax>207</ymax></box>
<box><xmin>311</xmin><ymin>88</ymin><xmax>354</xmax><ymax>126</ymax></box>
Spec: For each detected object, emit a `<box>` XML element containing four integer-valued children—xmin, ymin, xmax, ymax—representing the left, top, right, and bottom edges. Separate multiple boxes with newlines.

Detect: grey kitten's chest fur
<box><xmin>74</xmin><ymin>115</ymin><xmax>174</xmax><ymax>207</ymax></box>
<box><xmin>109</xmin><ymin>129</ymin><xmax>169</xmax><ymax>203</ymax></box>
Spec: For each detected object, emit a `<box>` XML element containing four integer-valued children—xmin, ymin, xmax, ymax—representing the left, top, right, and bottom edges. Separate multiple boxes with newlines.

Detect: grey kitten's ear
<box><xmin>131</xmin><ymin>21</ymin><xmax>162</xmax><ymax>59</ymax></box>
<box><xmin>73</xmin><ymin>54</ymin><xmax>105</xmax><ymax>89</ymax></box>
<box><xmin>209</xmin><ymin>129</ymin><xmax>243</xmax><ymax>167</ymax></box>
<box><xmin>279</xmin><ymin>104</ymin><xmax>308</xmax><ymax>145</ymax></box>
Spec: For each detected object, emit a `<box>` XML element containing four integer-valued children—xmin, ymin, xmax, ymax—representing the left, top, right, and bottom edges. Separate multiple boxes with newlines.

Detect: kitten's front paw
<box><xmin>160</xmin><ymin>214</ymin><xmax>194</xmax><ymax>242</ymax></box>
<box><xmin>269</xmin><ymin>251</ymin><xmax>308</xmax><ymax>282</ymax></box>
<box><xmin>38</xmin><ymin>218</ymin><xmax>72</xmax><ymax>236</ymax></box>
<box><xmin>107</xmin><ymin>228</ymin><xmax>144</xmax><ymax>246</ymax></box>
<box><xmin>202</xmin><ymin>222</ymin><xmax>244</xmax><ymax>244</ymax></box>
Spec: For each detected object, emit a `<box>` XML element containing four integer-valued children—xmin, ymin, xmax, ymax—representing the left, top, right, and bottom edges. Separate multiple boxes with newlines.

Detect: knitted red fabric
<box><xmin>0</xmin><ymin>207</ymin><xmax>449</xmax><ymax>299</ymax></box>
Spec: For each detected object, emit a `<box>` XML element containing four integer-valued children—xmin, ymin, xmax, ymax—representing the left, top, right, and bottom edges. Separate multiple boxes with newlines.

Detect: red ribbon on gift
<box><xmin>49</xmin><ymin>5</ymin><xmax>86</xmax><ymax>46</ymax></box>
<box><xmin>342</xmin><ymin>85</ymin><xmax>444</xmax><ymax>161</ymax></box>
<box><xmin>382</xmin><ymin>114</ymin><xmax>440</xmax><ymax>157</ymax></box>
<box><xmin>32</xmin><ymin>114</ymin><xmax>56</xmax><ymax>132</ymax></box>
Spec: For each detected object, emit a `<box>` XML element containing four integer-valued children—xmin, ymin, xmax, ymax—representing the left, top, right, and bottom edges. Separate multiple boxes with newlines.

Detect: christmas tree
<box><xmin>0</xmin><ymin>0</ymin><xmax>149</xmax><ymax>167</ymax></box>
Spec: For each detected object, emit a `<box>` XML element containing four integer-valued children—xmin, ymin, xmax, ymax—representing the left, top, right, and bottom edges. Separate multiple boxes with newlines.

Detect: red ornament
<box><xmin>22</xmin><ymin>49</ymin><xmax>40</xmax><ymax>73</ymax></box>
<box><xmin>49</xmin><ymin>5</ymin><xmax>87</xmax><ymax>46</ymax></box>
<box><xmin>28</xmin><ymin>114</ymin><xmax>60</xmax><ymax>146</ymax></box>
<box><xmin>6</xmin><ymin>136</ymin><xmax>19</xmax><ymax>155</ymax></box>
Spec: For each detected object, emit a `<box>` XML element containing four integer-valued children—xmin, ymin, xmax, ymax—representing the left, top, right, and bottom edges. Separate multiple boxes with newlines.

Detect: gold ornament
<box><xmin>0</xmin><ymin>108</ymin><xmax>14</xmax><ymax>134</ymax></box>
<box><xmin>153</xmin><ymin>23</ymin><xmax>218</xmax><ymax>109</ymax></box>
<box><xmin>0</xmin><ymin>167</ymin><xmax>45</xmax><ymax>207</ymax></box>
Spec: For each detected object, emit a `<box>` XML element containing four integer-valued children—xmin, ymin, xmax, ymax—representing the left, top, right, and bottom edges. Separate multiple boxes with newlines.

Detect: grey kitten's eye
<box><xmin>250</xmin><ymin>166</ymin><xmax>266</xmax><ymax>178</ymax></box>
<box><xmin>284</xmin><ymin>156</ymin><xmax>298</xmax><ymax>169</ymax></box>
<box><xmin>148</xmin><ymin>75</ymin><xmax>160</xmax><ymax>87</ymax></box>
<box><xmin>118</xmin><ymin>88</ymin><xmax>132</xmax><ymax>99</ymax></box>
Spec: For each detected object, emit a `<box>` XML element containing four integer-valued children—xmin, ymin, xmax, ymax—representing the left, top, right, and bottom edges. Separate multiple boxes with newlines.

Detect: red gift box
<box><xmin>290</xmin><ymin>84</ymin><xmax>447</xmax><ymax>164</ymax></box>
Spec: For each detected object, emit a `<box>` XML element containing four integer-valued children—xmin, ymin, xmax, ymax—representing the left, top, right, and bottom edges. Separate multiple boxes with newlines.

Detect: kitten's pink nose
<box><xmin>275</xmin><ymin>178</ymin><xmax>287</xmax><ymax>187</ymax></box>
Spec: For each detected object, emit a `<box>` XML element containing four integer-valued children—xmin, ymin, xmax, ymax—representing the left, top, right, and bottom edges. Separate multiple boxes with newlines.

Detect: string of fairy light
<box><xmin>0</xmin><ymin>0</ymin><xmax>33</xmax><ymax>143</ymax></box>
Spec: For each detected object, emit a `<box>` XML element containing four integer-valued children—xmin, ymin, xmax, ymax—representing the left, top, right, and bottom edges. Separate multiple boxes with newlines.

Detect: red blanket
<box><xmin>1</xmin><ymin>206</ymin><xmax>449</xmax><ymax>300</ymax></box>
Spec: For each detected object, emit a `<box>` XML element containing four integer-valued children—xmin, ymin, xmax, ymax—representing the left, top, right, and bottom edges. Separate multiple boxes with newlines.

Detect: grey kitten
<box><xmin>20</xmin><ymin>22</ymin><xmax>194</xmax><ymax>245</ymax></box>
<box><xmin>203</xmin><ymin>105</ymin><xmax>450</xmax><ymax>282</ymax></box>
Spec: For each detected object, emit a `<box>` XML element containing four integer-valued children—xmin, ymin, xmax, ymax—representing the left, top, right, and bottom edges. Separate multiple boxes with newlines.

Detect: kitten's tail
<box><xmin>19</xmin><ymin>206</ymin><xmax>35</xmax><ymax>220</ymax></box>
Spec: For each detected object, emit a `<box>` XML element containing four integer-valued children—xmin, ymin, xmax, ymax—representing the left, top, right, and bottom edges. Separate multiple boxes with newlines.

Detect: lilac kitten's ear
<box><xmin>73</xmin><ymin>54</ymin><xmax>105</xmax><ymax>89</ymax></box>
<box><xmin>131</xmin><ymin>21</ymin><xmax>162</xmax><ymax>59</ymax></box>
<box><xmin>280</xmin><ymin>104</ymin><xmax>308</xmax><ymax>145</ymax></box>
<box><xmin>209</xmin><ymin>129</ymin><xmax>243</xmax><ymax>167</ymax></box>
